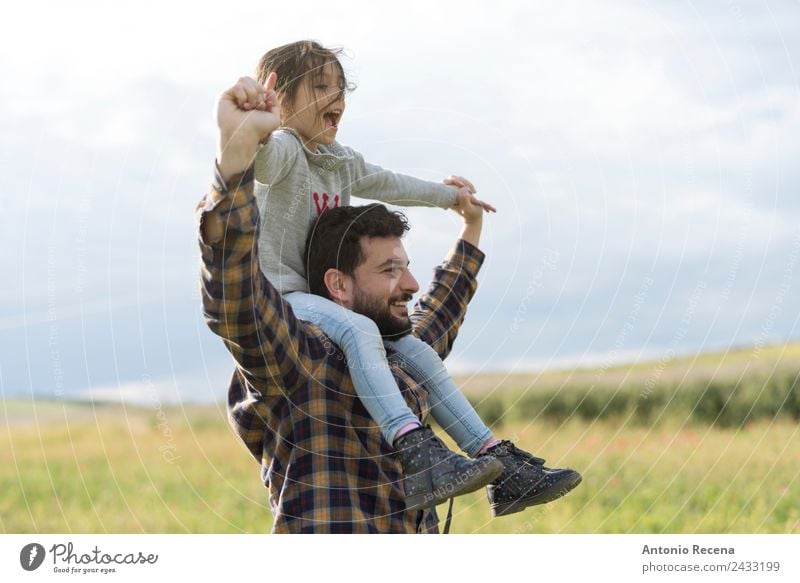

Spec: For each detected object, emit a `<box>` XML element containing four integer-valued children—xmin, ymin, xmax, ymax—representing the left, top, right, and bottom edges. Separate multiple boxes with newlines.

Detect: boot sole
<box><xmin>489</xmin><ymin>471</ymin><xmax>582</xmax><ymax>517</ymax></box>
<box><xmin>405</xmin><ymin>458</ymin><xmax>504</xmax><ymax>511</ymax></box>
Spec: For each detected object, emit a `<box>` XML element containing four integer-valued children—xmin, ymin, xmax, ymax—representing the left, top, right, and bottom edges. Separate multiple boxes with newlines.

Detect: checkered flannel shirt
<box><xmin>197</xmin><ymin>164</ymin><xmax>485</xmax><ymax>533</ymax></box>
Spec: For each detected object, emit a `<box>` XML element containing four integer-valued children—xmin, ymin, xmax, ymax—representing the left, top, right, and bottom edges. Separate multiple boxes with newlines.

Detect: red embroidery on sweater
<box><xmin>313</xmin><ymin>192</ymin><xmax>341</xmax><ymax>215</ymax></box>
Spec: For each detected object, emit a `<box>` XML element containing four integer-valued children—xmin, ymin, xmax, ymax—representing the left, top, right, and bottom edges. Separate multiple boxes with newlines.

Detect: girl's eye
<box><xmin>314</xmin><ymin>84</ymin><xmax>328</xmax><ymax>90</ymax></box>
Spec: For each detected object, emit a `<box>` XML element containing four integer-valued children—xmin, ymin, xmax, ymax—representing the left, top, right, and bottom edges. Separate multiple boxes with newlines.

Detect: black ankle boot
<box><xmin>394</xmin><ymin>426</ymin><xmax>503</xmax><ymax>511</ymax></box>
<box><xmin>479</xmin><ymin>441</ymin><xmax>582</xmax><ymax>517</ymax></box>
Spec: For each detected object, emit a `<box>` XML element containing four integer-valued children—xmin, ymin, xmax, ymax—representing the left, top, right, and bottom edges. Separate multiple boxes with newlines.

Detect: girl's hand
<box><xmin>443</xmin><ymin>175</ymin><xmax>497</xmax><ymax>213</ymax></box>
<box><xmin>216</xmin><ymin>72</ymin><xmax>282</xmax><ymax>179</ymax></box>
<box><xmin>444</xmin><ymin>174</ymin><xmax>476</xmax><ymax>193</ymax></box>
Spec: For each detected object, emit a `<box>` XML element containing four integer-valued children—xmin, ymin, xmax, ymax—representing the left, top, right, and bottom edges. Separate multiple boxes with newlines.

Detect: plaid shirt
<box><xmin>197</xmin><ymin>165</ymin><xmax>485</xmax><ymax>533</ymax></box>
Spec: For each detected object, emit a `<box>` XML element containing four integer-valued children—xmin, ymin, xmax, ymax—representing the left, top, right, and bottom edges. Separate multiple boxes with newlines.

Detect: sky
<box><xmin>1</xmin><ymin>0</ymin><xmax>799</xmax><ymax>403</ymax></box>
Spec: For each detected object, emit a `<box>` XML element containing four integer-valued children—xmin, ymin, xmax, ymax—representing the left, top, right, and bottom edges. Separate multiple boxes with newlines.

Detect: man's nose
<box><xmin>400</xmin><ymin>269</ymin><xmax>419</xmax><ymax>295</ymax></box>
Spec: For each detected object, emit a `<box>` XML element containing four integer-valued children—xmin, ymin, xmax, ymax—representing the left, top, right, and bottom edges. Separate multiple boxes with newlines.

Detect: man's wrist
<box><xmin>459</xmin><ymin>222</ymin><xmax>482</xmax><ymax>248</ymax></box>
<box><xmin>213</xmin><ymin>161</ymin><xmax>255</xmax><ymax>193</ymax></box>
<box><xmin>457</xmin><ymin>238</ymin><xmax>482</xmax><ymax>253</ymax></box>
<box><xmin>217</xmin><ymin>132</ymin><xmax>262</xmax><ymax>182</ymax></box>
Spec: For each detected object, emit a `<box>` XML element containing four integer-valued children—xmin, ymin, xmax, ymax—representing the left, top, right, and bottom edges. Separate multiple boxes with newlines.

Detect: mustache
<box><xmin>390</xmin><ymin>293</ymin><xmax>413</xmax><ymax>304</ymax></box>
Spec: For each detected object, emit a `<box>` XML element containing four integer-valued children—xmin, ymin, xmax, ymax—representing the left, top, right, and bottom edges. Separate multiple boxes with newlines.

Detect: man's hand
<box><xmin>451</xmin><ymin>190</ymin><xmax>485</xmax><ymax>225</ymax></box>
<box><xmin>217</xmin><ymin>73</ymin><xmax>281</xmax><ymax>181</ymax></box>
<box><xmin>443</xmin><ymin>175</ymin><xmax>497</xmax><ymax>213</ymax></box>
<box><xmin>449</xmin><ymin>185</ymin><xmax>487</xmax><ymax>248</ymax></box>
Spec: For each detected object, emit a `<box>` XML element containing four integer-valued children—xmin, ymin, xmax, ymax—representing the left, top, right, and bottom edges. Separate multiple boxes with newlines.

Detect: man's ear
<box><xmin>323</xmin><ymin>268</ymin><xmax>352</xmax><ymax>306</ymax></box>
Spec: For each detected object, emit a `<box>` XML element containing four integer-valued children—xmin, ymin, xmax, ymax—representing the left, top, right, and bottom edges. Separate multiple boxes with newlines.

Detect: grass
<box><xmin>2</xmin><ymin>399</ymin><xmax>798</xmax><ymax>533</ymax></box>
<box><xmin>455</xmin><ymin>342</ymin><xmax>800</xmax><ymax>428</ymax></box>
<box><xmin>3</xmin><ymin>342</ymin><xmax>799</xmax><ymax>533</ymax></box>
<box><xmin>1</xmin><ymin>400</ymin><xmax>266</xmax><ymax>533</ymax></box>
<box><xmin>434</xmin><ymin>417</ymin><xmax>799</xmax><ymax>533</ymax></box>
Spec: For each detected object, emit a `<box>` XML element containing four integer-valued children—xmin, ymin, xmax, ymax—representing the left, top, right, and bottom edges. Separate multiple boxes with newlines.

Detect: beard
<box><xmin>352</xmin><ymin>288</ymin><xmax>413</xmax><ymax>339</ymax></box>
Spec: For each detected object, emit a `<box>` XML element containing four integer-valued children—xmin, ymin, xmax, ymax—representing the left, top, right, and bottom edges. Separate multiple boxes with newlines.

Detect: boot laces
<box><xmin>496</xmin><ymin>440</ymin><xmax>546</xmax><ymax>466</ymax></box>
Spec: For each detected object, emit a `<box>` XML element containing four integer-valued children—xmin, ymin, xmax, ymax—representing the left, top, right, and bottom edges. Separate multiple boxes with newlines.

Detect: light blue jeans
<box><xmin>286</xmin><ymin>291</ymin><xmax>493</xmax><ymax>456</ymax></box>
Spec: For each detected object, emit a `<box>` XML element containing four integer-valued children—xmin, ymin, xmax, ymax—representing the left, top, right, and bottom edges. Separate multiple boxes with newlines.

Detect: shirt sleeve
<box><xmin>347</xmin><ymin>148</ymin><xmax>457</xmax><ymax>209</ymax></box>
<box><xmin>409</xmin><ymin>239</ymin><xmax>485</xmax><ymax>360</ymax></box>
<box><xmin>197</xmin><ymin>162</ymin><xmax>318</xmax><ymax>396</ymax></box>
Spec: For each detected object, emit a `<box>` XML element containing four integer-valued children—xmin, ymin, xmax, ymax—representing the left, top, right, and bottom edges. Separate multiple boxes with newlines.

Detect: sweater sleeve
<box><xmin>347</xmin><ymin>147</ymin><xmax>457</xmax><ymax>209</ymax></box>
<box><xmin>254</xmin><ymin>131</ymin><xmax>301</xmax><ymax>186</ymax></box>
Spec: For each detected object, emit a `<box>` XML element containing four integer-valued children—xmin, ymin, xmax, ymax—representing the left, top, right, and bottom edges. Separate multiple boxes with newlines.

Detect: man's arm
<box><xmin>409</xmin><ymin>197</ymin><xmax>486</xmax><ymax>359</ymax></box>
<box><xmin>198</xmin><ymin>76</ymin><xmax>317</xmax><ymax>395</ymax></box>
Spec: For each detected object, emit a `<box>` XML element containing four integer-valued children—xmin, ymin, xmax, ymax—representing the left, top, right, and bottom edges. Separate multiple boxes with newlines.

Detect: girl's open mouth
<box><xmin>323</xmin><ymin>110</ymin><xmax>341</xmax><ymax>129</ymax></box>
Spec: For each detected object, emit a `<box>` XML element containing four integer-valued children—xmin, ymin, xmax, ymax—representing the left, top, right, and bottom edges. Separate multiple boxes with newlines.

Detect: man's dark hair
<box><xmin>304</xmin><ymin>204</ymin><xmax>410</xmax><ymax>299</ymax></box>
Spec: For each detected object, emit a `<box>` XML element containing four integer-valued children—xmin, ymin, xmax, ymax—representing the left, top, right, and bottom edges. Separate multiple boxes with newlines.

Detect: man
<box><xmin>198</xmin><ymin>78</ymin><xmax>581</xmax><ymax>533</ymax></box>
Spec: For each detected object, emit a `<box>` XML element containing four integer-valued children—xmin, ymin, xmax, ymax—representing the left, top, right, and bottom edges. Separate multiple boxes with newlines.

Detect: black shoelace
<box><xmin>495</xmin><ymin>440</ymin><xmax>546</xmax><ymax>466</ymax></box>
<box><xmin>424</xmin><ymin>435</ymin><xmax>455</xmax><ymax>534</ymax></box>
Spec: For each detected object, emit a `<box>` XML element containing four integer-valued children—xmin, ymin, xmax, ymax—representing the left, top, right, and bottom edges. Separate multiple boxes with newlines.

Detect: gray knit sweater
<box><xmin>254</xmin><ymin>129</ymin><xmax>458</xmax><ymax>293</ymax></box>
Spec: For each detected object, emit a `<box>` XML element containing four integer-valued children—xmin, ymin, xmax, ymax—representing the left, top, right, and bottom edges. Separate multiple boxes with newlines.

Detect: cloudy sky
<box><xmin>2</xmin><ymin>0</ymin><xmax>798</xmax><ymax>403</ymax></box>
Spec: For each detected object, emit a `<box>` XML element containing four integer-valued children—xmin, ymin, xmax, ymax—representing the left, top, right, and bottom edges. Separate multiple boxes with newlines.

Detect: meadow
<box><xmin>2</xmin><ymin>343</ymin><xmax>798</xmax><ymax>534</ymax></box>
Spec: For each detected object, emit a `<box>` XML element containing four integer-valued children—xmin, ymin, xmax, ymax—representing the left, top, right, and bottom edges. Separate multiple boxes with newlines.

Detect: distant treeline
<box><xmin>470</xmin><ymin>367</ymin><xmax>800</xmax><ymax>428</ymax></box>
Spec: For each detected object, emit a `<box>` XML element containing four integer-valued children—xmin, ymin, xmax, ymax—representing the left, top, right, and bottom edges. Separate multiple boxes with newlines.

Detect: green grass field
<box><xmin>2</xmin><ymin>343</ymin><xmax>799</xmax><ymax>534</ymax></box>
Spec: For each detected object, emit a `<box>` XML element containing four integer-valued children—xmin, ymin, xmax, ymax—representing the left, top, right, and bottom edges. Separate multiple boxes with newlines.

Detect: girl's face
<box><xmin>282</xmin><ymin>60</ymin><xmax>345</xmax><ymax>152</ymax></box>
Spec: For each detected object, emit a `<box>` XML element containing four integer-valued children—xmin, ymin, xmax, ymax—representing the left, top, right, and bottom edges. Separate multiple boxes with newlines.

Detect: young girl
<box><xmin>237</xmin><ymin>40</ymin><xmax>581</xmax><ymax>515</ymax></box>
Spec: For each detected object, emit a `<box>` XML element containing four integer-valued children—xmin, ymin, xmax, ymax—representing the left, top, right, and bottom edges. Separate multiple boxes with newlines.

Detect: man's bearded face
<box><xmin>352</xmin><ymin>285</ymin><xmax>414</xmax><ymax>338</ymax></box>
<box><xmin>348</xmin><ymin>236</ymin><xmax>419</xmax><ymax>339</ymax></box>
